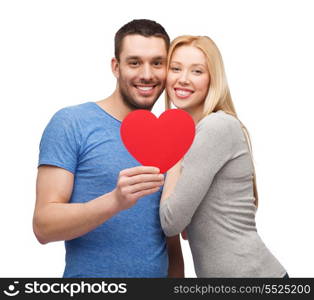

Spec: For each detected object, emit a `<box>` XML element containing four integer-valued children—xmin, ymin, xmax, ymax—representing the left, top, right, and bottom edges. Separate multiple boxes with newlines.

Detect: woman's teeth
<box><xmin>175</xmin><ymin>89</ymin><xmax>193</xmax><ymax>97</ymax></box>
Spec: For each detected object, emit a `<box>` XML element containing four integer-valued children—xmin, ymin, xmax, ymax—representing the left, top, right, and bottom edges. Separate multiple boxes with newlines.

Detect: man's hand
<box><xmin>112</xmin><ymin>166</ymin><xmax>164</xmax><ymax>211</ymax></box>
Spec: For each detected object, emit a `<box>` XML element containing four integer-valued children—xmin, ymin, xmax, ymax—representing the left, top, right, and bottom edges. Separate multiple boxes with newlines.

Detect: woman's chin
<box><xmin>170</xmin><ymin>101</ymin><xmax>190</xmax><ymax>111</ymax></box>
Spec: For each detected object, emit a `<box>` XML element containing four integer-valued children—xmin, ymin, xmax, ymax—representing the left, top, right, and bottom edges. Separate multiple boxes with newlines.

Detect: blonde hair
<box><xmin>166</xmin><ymin>35</ymin><xmax>258</xmax><ymax>207</ymax></box>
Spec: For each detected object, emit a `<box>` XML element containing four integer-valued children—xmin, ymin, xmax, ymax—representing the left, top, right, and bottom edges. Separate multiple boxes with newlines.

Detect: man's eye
<box><xmin>129</xmin><ymin>61</ymin><xmax>139</xmax><ymax>66</ymax></box>
<box><xmin>153</xmin><ymin>61</ymin><xmax>162</xmax><ymax>66</ymax></box>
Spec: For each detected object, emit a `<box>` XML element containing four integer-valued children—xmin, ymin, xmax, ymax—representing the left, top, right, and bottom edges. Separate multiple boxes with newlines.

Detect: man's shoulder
<box><xmin>51</xmin><ymin>102</ymin><xmax>95</xmax><ymax>125</ymax></box>
<box><xmin>55</xmin><ymin>101</ymin><xmax>92</xmax><ymax>117</ymax></box>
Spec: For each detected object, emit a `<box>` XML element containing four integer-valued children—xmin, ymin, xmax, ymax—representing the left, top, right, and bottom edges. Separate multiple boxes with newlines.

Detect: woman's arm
<box><xmin>159</xmin><ymin>115</ymin><xmax>236</xmax><ymax>236</ymax></box>
<box><xmin>161</xmin><ymin>160</ymin><xmax>182</xmax><ymax>202</ymax></box>
<box><xmin>162</xmin><ymin>160</ymin><xmax>189</xmax><ymax>241</ymax></box>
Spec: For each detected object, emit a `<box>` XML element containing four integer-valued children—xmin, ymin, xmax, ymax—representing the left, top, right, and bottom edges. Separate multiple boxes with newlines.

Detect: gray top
<box><xmin>160</xmin><ymin>111</ymin><xmax>286</xmax><ymax>277</ymax></box>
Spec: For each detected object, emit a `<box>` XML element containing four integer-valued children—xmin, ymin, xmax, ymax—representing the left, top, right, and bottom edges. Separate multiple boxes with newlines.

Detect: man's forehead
<box><xmin>120</xmin><ymin>35</ymin><xmax>167</xmax><ymax>58</ymax></box>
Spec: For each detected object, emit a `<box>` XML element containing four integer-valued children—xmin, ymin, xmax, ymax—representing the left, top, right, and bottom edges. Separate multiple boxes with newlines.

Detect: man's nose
<box><xmin>139</xmin><ymin>64</ymin><xmax>154</xmax><ymax>81</ymax></box>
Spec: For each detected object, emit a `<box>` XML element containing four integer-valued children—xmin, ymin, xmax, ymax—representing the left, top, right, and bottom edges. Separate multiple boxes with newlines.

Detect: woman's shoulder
<box><xmin>193</xmin><ymin>111</ymin><xmax>245</xmax><ymax>151</ymax></box>
<box><xmin>197</xmin><ymin>110</ymin><xmax>241</xmax><ymax>134</ymax></box>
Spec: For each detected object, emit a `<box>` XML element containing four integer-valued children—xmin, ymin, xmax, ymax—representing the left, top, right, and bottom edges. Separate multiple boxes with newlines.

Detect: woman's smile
<box><xmin>174</xmin><ymin>87</ymin><xmax>194</xmax><ymax>99</ymax></box>
<box><xmin>166</xmin><ymin>45</ymin><xmax>210</xmax><ymax>118</ymax></box>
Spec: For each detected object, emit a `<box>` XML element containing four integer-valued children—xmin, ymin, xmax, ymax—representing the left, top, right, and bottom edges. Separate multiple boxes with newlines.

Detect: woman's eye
<box><xmin>170</xmin><ymin>67</ymin><xmax>180</xmax><ymax>72</ymax></box>
<box><xmin>193</xmin><ymin>69</ymin><xmax>203</xmax><ymax>74</ymax></box>
<box><xmin>153</xmin><ymin>61</ymin><xmax>162</xmax><ymax>66</ymax></box>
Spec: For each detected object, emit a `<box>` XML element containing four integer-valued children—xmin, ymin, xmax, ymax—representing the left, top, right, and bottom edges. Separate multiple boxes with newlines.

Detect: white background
<box><xmin>0</xmin><ymin>0</ymin><xmax>313</xmax><ymax>277</ymax></box>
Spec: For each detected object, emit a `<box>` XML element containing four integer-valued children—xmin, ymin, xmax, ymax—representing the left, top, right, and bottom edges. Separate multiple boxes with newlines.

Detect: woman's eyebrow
<box><xmin>170</xmin><ymin>61</ymin><xmax>206</xmax><ymax>68</ymax></box>
<box><xmin>191</xmin><ymin>63</ymin><xmax>206</xmax><ymax>68</ymax></box>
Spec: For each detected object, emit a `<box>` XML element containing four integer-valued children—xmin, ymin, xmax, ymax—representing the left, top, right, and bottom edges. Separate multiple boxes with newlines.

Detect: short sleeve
<box><xmin>160</xmin><ymin>114</ymin><xmax>236</xmax><ymax>236</ymax></box>
<box><xmin>38</xmin><ymin>108</ymin><xmax>80</xmax><ymax>174</ymax></box>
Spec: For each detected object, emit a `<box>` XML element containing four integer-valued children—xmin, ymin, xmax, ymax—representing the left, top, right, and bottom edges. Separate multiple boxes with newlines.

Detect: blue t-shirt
<box><xmin>38</xmin><ymin>102</ymin><xmax>168</xmax><ymax>277</ymax></box>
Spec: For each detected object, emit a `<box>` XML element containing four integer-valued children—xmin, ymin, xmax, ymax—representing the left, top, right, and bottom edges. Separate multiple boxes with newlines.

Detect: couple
<box><xmin>33</xmin><ymin>19</ymin><xmax>287</xmax><ymax>278</ymax></box>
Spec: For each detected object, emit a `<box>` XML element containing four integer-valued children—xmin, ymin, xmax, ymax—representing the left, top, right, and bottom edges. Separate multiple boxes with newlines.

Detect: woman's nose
<box><xmin>178</xmin><ymin>71</ymin><xmax>190</xmax><ymax>85</ymax></box>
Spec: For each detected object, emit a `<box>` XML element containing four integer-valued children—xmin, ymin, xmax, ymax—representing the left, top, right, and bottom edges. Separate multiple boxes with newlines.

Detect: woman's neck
<box><xmin>184</xmin><ymin>106</ymin><xmax>204</xmax><ymax>125</ymax></box>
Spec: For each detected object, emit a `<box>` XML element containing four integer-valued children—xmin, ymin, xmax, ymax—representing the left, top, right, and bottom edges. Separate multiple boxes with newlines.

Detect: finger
<box><xmin>129</xmin><ymin>181</ymin><xmax>163</xmax><ymax>194</ymax></box>
<box><xmin>132</xmin><ymin>186</ymin><xmax>161</xmax><ymax>199</ymax></box>
<box><xmin>119</xmin><ymin>166</ymin><xmax>160</xmax><ymax>177</ymax></box>
<box><xmin>127</xmin><ymin>173</ymin><xmax>164</xmax><ymax>185</ymax></box>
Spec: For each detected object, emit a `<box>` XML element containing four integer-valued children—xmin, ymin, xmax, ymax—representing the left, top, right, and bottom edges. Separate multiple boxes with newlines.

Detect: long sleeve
<box><xmin>159</xmin><ymin>113</ymin><xmax>236</xmax><ymax>236</ymax></box>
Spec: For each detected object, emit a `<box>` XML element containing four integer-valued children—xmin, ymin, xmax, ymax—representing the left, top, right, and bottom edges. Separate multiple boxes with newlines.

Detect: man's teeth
<box><xmin>176</xmin><ymin>89</ymin><xmax>192</xmax><ymax>96</ymax></box>
<box><xmin>137</xmin><ymin>86</ymin><xmax>153</xmax><ymax>91</ymax></box>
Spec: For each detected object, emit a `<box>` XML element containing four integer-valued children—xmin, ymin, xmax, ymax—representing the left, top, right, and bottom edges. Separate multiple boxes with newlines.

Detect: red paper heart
<box><xmin>120</xmin><ymin>109</ymin><xmax>195</xmax><ymax>173</ymax></box>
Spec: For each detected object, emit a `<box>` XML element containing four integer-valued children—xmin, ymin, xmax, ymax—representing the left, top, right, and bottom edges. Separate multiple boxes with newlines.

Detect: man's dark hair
<box><xmin>114</xmin><ymin>19</ymin><xmax>170</xmax><ymax>61</ymax></box>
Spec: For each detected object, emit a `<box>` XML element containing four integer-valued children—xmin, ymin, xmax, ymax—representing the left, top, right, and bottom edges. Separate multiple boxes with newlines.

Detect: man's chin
<box><xmin>124</xmin><ymin>96</ymin><xmax>158</xmax><ymax>110</ymax></box>
<box><xmin>120</xmin><ymin>87</ymin><xmax>163</xmax><ymax>110</ymax></box>
<box><xmin>131</xmin><ymin>101</ymin><xmax>155</xmax><ymax>110</ymax></box>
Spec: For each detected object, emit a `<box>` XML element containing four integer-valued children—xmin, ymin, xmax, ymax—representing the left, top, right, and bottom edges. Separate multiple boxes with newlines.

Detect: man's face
<box><xmin>113</xmin><ymin>35</ymin><xmax>168</xmax><ymax>110</ymax></box>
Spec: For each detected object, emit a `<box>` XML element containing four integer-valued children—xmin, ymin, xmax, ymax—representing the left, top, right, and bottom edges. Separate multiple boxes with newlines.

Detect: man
<box><xmin>33</xmin><ymin>19</ymin><xmax>184</xmax><ymax>277</ymax></box>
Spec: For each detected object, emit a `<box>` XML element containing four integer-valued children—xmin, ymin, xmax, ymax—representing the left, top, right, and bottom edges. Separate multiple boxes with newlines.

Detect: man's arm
<box><xmin>33</xmin><ymin>165</ymin><xmax>163</xmax><ymax>244</ymax></box>
<box><xmin>167</xmin><ymin>235</ymin><xmax>184</xmax><ymax>277</ymax></box>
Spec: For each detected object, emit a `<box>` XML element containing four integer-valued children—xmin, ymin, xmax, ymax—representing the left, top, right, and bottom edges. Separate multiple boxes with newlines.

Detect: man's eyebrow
<box><xmin>126</xmin><ymin>56</ymin><xmax>141</xmax><ymax>60</ymax></box>
<box><xmin>125</xmin><ymin>56</ymin><xmax>166</xmax><ymax>61</ymax></box>
<box><xmin>152</xmin><ymin>56</ymin><xmax>166</xmax><ymax>60</ymax></box>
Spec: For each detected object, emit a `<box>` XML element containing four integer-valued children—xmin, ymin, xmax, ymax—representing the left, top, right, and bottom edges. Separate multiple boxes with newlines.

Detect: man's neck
<box><xmin>96</xmin><ymin>89</ymin><xmax>134</xmax><ymax>122</ymax></box>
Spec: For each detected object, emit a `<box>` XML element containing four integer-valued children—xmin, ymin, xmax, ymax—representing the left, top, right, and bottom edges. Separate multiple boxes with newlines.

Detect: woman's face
<box><xmin>166</xmin><ymin>45</ymin><xmax>210</xmax><ymax>114</ymax></box>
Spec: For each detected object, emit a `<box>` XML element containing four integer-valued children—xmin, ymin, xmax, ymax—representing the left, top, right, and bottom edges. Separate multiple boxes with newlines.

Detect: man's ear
<box><xmin>111</xmin><ymin>57</ymin><xmax>120</xmax><ymax>79</ymax></box>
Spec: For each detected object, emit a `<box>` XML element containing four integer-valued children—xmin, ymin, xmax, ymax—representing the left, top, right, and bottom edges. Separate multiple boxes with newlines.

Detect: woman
<box><xmin>159</xmin><ymin>35</ymin><xmax>287</xmax><ymax>278</ymax></box>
